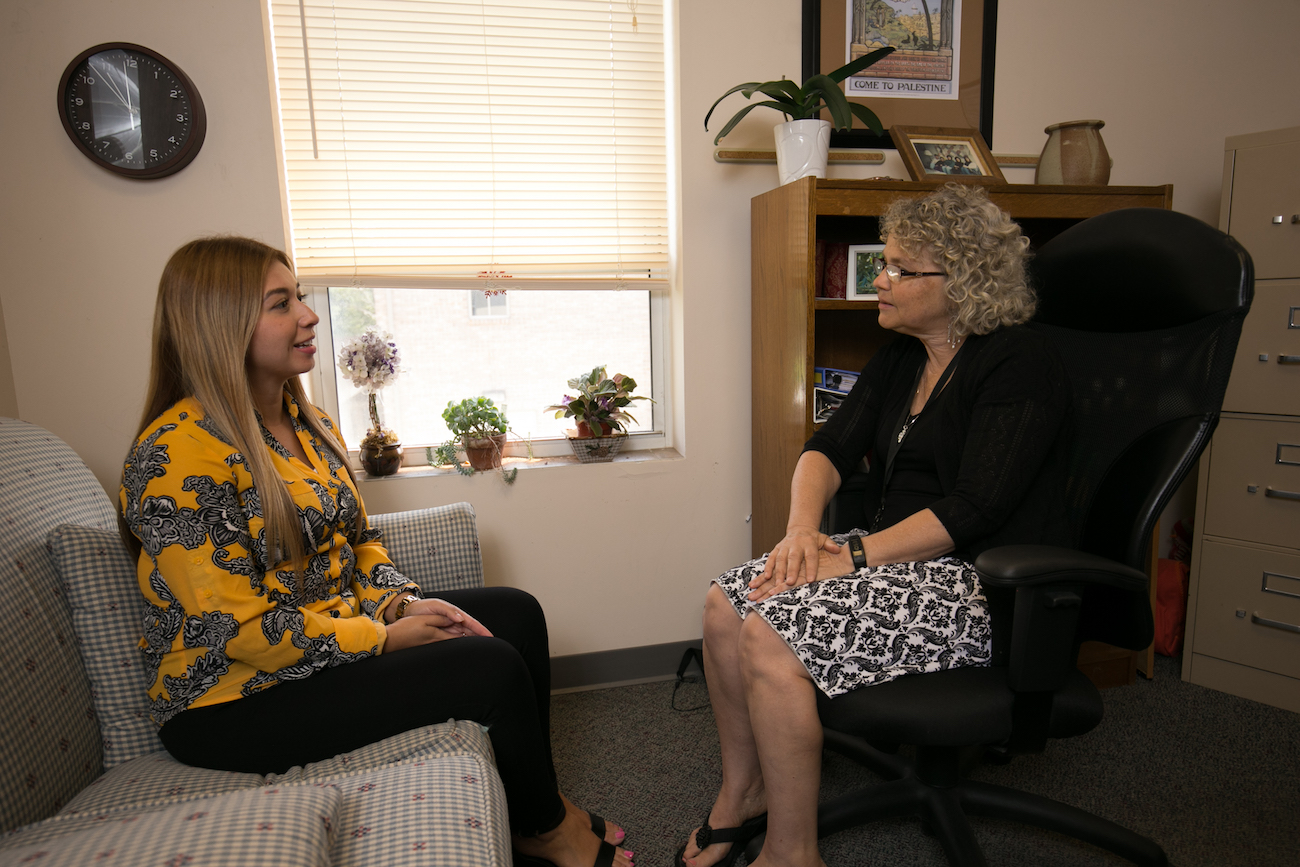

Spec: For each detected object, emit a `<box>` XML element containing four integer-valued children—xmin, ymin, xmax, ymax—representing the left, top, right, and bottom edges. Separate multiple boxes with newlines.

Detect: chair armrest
<box><xmin>975</xmin><ymin>545</ymin><xmax>1152</xmax><ymax>693</ymax></box>
<box><xmin>369</xmin><ymin>502</ymin><xmax>484</xmax><ymax>595</ymax></box>
<box><xmin>974</xmin><ymin>544</ymin><xmax>1148</xmax><ymax>593</ymax></box>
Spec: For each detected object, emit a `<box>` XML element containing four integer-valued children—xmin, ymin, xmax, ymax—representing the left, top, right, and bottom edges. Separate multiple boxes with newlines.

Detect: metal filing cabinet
<box><xmin>1183</xmin><ymin>126</ymin><xmax>1300</xmax><ymax>712</ymax></box>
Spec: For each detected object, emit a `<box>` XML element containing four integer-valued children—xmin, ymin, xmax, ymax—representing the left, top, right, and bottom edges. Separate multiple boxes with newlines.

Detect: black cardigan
<box><xmin>805</xmin><ymin>326</ymin><xmax>1073</xmax><ymax>561</ymax></box>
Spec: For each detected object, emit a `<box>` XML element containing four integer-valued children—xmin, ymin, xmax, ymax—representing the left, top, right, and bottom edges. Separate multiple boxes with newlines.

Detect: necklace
<box><xmin>897</xmin><ymin>412</ymin><xmax>920</xmax><ymax>443</ymax></box>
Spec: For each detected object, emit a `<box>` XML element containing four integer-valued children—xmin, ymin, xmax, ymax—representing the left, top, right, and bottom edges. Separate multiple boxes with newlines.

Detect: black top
<box><xmin>804</xmin><ymin>326</ymin><xmax>1073</xmax><ymax>561</ymax></box>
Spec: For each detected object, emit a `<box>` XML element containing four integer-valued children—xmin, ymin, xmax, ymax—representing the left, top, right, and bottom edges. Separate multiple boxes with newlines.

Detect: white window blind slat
<box><xmin>268</xmin><ymin>0</ymin><xmax>668</xmax><ymax>285</ymax></box>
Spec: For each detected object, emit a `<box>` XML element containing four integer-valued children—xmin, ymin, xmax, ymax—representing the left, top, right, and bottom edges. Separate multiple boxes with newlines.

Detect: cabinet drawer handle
<box><xmin>1264</xmin><ymin>487</ymin><xmax>1300</xmax><ymax>501</ymax></box>
<box><xmin>1280</xmin><ymin>355</ymin><xmax>1300</xmax><ymax>365</ymax></box>
<box><xmin>1251</xmin><ymin>613</ymin><xmax>1300</xmax><ymax>635</ymax></box>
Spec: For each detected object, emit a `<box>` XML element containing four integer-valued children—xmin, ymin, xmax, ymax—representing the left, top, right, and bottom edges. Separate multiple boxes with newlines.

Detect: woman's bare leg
<box><xmin>739</xmin><ymin>613</ymin><xmax>825</xmax><ymax>867</ymax></box>
<box><xmin>678</xmin><ymin>585</ymin><xmax>769</xmax><ymax>866</ymax></box>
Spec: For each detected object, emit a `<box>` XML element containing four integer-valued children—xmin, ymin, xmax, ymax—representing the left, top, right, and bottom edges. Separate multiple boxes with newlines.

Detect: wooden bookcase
<box><xmin>750</xmin><ymin>177</ymin><xmax>1173</xmax><ymax>687</ymax></box>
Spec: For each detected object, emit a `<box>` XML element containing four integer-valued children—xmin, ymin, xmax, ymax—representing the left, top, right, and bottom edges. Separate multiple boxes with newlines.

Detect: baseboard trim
<box><xmin>550</xmin><ymin>638</ymin><xmax>703</xmax><ymax>693</ymax></box>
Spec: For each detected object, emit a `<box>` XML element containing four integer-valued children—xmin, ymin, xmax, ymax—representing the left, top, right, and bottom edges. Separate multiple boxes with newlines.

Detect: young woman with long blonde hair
<box><xmin>120</xmin><ymin>236</ymin><xmax>631</xmax><ymax>867</ymax></box>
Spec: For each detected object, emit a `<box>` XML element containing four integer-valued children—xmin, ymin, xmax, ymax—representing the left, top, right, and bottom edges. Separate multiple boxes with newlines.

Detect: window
<box><xmin>267</xmin><ymin>0</ymin><xmax>671</xmax><ymax>460</ymax></box>
<box><xmin>470</xmin><ymin>290</ymin><xmax>507</xmax><ymax>319</ymax></box>
<box><xmin>312</xmin><ymin>286</ymin><xmax>665</xmax><ymax>455</ymax></box>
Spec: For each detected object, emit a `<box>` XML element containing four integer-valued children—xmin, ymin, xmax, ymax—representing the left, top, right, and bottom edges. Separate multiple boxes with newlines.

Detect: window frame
<box><xmin>305</xmin><ymin>285</ymin><xmax>672</xmax><ymax>467</ymax></box>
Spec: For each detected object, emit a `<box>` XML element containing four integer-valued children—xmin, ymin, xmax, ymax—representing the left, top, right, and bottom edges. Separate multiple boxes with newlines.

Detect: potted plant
<box><xmin>336</xmin><ymin>329</ymin><xmax>404</xmax><ymax>476</ymax></box>
<box><xmin>442</xmin><ymin>397</ymin><xmax>509</xmax><ymax>472</ymax></box>
<box><xmin>705</xmin><ymin>46</ymin><xmax>895</xmax><ymax>185</ymax></box>
<box><xmin>545</xmin><ymin>366</ymin><xmax>652</xmax><ymax>463</ymax></box>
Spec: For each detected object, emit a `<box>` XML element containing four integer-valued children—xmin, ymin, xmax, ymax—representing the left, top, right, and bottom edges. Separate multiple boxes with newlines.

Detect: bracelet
<box><xmin>392</xmin><ymin>593</ymin><xmax>419</xmax><ymax>621</ymax></box>
<box><xmin>847</xmin><ymin>535</ymin><xmax>867</xmax><ymax>569</ymax></box>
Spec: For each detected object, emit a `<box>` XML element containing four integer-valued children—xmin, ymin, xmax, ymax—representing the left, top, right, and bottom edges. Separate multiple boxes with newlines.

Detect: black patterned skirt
<box><xmin>713</xmin><ymin>531</ymin><xmax>992</xmax><ymax>697</ymax></box>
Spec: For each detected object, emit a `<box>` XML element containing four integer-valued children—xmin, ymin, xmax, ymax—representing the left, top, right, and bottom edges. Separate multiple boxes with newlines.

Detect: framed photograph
<box><xmin>847</xmin><ymin>243</ymin><xmax>886</xmax><ymax>300</ymax></box>
<box><xmin>803</xmin><ymin>0</ymin><xmax>998</xmax><ymax>148</ymax></box>
<box><xmin>888</xmin><ymin>125</ymin><xmax>1005</xmax><ymax>184</ymax></box>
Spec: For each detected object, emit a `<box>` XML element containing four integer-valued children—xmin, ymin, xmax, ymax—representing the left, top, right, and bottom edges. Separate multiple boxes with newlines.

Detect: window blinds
<box><xmin>267</xmin><ymin>0</ymin><xmax>668</xmax><ymax>287</ymax></box>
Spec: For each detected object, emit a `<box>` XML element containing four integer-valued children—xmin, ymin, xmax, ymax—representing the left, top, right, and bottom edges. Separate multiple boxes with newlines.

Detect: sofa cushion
<box><xmin>0</xmin><ymin>784</ymin><xmax>340</xmax><ymax>866</ymax></box>
<box><xmin>369</xmin><ymin>503</ymin><xmax>484</xmax><ymax>593</ymax></box>
<box><xmin>0</xmin><ymin>419</ymin><xmax>116</xmax><ymax>832</ymax></box>
<box><xmin>46</xmin><ymin>524</ymin><xmax>162</xmax><ymax>768</ymax></box>
<box><xmin>62</xmin><ymin>751</ymin><xmax>263</xmax><ymax>816</ymax></box>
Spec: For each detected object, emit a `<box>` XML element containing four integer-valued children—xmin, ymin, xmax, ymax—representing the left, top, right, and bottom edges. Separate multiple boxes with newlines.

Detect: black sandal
<box><xmin>589</xmin><ymin>812</ymin><xmax>627</xmax><ymax>845</ymax></box>
<box><xmin>673</xmin><ymin>813</ymin><xmax>767</xmax><ymax>867</ymax></box>
<box><xmin>515</xmin><ymin>838</ymin><xmax>621</xmax><ymax>867</ymax></box>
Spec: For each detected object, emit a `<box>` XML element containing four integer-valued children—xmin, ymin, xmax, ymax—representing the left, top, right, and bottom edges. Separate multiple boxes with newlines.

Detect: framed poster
<box><xmin>889</xmin><ymin>126</ymin><xmax>1005</xmax><ymax>183</ymax></box>
<box><xmin>803</xmin><ymin>0</ymin><xmax>998</xmax><ymax>148</ymax></box>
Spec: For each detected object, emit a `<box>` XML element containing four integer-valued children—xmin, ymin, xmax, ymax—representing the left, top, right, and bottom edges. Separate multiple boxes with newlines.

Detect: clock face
<box><xmin>59</xmin><ymin>43</ymin><xmax>206</xmax><ymax>179</ymax></box>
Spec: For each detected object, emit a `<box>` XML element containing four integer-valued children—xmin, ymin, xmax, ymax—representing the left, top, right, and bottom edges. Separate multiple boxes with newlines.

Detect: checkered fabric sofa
<box><xmin>0</xmin><ymin>417</ymin><xmax>510</xmax><ymax>866</ymax></box>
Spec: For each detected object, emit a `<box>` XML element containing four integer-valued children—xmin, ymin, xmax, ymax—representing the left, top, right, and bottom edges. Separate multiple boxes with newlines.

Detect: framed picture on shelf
<box><xmin>889</xmin><ymin>125</ymin><xmax>1005</xmax><ymax>184</ymax></box>
<box><xmin>847</xmin><ymin>243</ymin><xmax>885</xmax><ymax>299</ymax></box>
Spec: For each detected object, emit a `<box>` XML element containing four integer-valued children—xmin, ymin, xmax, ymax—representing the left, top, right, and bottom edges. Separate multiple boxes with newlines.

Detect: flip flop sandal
<box><xmin>673</xmin><ymin>813</ymin><xmax>767</xmax><ymax>867</ymax></box>
<box><xmin>515</xmin><ymin>838</ymin><xmax>624</xmax><ymax>867</ymax></box>
<box><xmin>588</xmin><ymin>812</ymin><xmax>628</xmax><ymax>845</ymax></box>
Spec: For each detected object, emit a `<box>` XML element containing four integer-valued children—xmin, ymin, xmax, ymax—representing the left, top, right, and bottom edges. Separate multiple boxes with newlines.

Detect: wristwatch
<box><xmin>848</xmin><ymin>535</ymin><xmax>867</xmax><ymax>569</ymax></box>
<box><xmin>392</xmin><ymin>593</ymin><xmax>419</xmax><ymax>620</ymax></box>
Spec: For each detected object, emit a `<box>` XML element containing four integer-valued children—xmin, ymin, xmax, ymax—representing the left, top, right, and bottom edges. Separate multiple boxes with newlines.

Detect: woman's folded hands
<box><xmin>383</xmin><ymin>598</ymin><xmax>494</xmax><ymax>652</ymax></box>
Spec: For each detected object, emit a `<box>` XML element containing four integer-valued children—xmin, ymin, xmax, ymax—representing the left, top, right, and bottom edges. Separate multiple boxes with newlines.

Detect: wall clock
<box><xmin>58</xmin><ymin>43</ymin><xmax>206</xmax><ymax>180</ymax></box>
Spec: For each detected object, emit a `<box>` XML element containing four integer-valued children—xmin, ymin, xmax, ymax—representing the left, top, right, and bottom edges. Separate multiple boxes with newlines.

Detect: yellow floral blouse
<box><xmin>120</xmin><ymin>393</ymin><xmax>419</xmax><ymax>725</ymax></box>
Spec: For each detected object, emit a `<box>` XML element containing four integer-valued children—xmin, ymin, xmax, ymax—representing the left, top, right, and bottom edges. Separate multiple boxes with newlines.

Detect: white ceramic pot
<box><xmin>774</xmin><ymin>119</ymin><xmax>832</xmax><ymax>185</ymax></box>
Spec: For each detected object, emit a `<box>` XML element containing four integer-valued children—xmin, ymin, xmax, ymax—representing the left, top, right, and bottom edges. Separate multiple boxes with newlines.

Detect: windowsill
<box><xmin>356</xmin><ymin>446</ymin><xmax>682</xmax><ymax>481</ymax></box>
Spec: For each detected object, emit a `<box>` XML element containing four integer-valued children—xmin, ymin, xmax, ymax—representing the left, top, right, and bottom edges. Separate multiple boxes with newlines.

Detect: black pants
<box><xmin>158</xmin><ymin>587</ymin><xmax>565</xmax><ymax>836</ymax></box>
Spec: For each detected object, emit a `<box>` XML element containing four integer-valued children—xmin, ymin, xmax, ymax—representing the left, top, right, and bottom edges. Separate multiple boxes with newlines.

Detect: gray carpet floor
<box><xmin>549</xmin><ymin>654</ymin><xmax>1300</xmax><ymax>867</ymax></box>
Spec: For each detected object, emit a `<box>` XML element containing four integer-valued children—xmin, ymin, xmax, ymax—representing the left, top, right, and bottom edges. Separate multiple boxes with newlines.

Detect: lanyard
<box><xmin>871</xmin><ymin>348</ymin><xmax>960</xmax><ymax>529</ymax></box>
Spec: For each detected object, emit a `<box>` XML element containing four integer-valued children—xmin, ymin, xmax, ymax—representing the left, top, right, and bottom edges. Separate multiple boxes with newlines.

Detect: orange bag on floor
<box><xmin>1155</xmin><ymin>558</ymin><xmax>1190</xmax><ymax>656</ymax></box>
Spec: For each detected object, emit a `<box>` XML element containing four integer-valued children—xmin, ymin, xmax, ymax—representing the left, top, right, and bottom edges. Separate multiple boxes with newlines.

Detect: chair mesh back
<box><xmin>1028</xmin><ymin>209</ymin><xmax>1253</xmax><ymax>572</ymax></box>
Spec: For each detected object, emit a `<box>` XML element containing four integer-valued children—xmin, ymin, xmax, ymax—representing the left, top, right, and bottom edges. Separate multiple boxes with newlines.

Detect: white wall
<box><xmin>0</xmin><ymin>0</ymin><xmax>287</xmax><ymax>468</ymax></box>
<box><xmin>3</xmin><ymin>0</ymin><xmax>1299</xmax><ymax>657</ymax></box>
<box><xmin>992</xmin><ymin>0</ymin><xmax>1300</xmax><ymax>224</ymax></box>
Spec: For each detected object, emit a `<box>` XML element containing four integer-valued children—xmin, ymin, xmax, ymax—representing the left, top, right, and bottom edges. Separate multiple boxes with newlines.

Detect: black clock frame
<box><xmin>58</xmin><ymin>42</ymin><xmax>207</xmax><ymax>180</ymax></box>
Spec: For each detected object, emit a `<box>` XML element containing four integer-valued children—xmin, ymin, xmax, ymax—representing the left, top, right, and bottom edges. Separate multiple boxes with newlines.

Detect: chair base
<box><xmin>747</xmin><ymin>733</ymin><xmax>1167</xmax><ymax>867</ymax></box>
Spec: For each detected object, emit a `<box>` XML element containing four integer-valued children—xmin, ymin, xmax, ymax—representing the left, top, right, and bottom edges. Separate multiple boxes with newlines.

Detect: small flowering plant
<box><xmin>545</xmin><ymin>366</ymin><xmax>652</xmax><ymax>438</ymax></box>
<box><xmin>336</xmin><ymin>329</ymin><xmax>403</xmax><ymax>448</ymax></box>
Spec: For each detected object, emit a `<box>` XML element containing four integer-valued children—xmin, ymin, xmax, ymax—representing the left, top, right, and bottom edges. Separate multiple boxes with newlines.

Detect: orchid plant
<box><xmin>705</xmin><ymin>46</ymin><xmax>895</xmax><ymax>145</ymax></box>
<box><xmin>545</xmin><ymin>366</ymin><xmax>652</xmax><ymax>438</ymax></box>
<box><xmin>336</xmin><ymin>329</ymin><xmax>402</xmax><ymax>448</ymax></box>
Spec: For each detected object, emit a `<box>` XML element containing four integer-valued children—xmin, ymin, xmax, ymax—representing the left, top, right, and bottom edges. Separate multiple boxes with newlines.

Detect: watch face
<box><xmin>59</xmin><ymin>44</ymin><xmax>206</xmax><ymax>179</ymax></box>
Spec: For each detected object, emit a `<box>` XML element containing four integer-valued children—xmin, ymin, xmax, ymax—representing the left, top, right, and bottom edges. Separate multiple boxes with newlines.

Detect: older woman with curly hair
<box><xmin>676</xmin><ymin>184</ymin><xmax>1072</xmax><ymax>867</ymax></box>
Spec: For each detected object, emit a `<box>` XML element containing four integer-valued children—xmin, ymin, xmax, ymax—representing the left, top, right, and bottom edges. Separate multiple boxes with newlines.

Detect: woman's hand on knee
<box><xmin>749</xmin><ymin>525</ymin><xmax>825</xmax><ymax>601</ymax></box>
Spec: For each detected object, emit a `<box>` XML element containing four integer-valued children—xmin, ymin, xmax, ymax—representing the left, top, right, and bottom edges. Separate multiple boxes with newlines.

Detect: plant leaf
<box><xmin>704</xmin><ymin>82</ymin><xmax>764</xmax><ymax>129</ymax></box>
<box><xmin>848</xmin><ymin>102</ymin><xmax>886</xmax><ymax>136</ymax></box>
<box><xmin>808</xmin><ymin>74</ymin><xmax>854</xmax><ymax>129</ymax></box>
<box><xmin>745</xmin><ymin>79</ymin><xmax>803</xmax><ymax>103</ymax></box>
<box><xmin>827</xmin><ymin>46</ymin><xmax>895</xmax><ymax>83</ymax></box>
<box><xmin>713</xmin><ymin>100</ymin><xmax>793</xmax><ymax>144</ymax></box>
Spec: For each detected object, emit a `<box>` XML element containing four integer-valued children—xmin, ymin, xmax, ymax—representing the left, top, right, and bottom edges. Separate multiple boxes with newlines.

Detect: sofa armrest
<box><xmin>369</xmin><ymin>502</ymin><xmax>484</xmax><ymax>594</ymax></box>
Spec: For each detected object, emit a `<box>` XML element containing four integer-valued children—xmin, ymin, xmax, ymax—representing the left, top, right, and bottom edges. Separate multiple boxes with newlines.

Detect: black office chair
<box><xmin>781</xmin><ymin>208</ymin><xmax>1254</xmax><ymax>867</ymax></box>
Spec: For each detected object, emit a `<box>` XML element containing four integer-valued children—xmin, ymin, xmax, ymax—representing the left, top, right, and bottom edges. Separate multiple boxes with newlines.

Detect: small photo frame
<box><xmin>847</xmin><ymin>244</ymin><xmax>885</xmax><ymax>300</ymax></box>
<box><xmin>889</xmin><ymin>126</ymin><xmax>1006</xmax><ymax>185</ymax></box>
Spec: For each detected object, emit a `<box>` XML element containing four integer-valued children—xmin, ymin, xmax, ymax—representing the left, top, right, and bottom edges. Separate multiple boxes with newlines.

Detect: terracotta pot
<box><xmin>360</xmin><ymin>442</ymin><xmax>403</xmax><ymax>476</ymax></box>
<box><xmin>463</xmin><ymin>433</ymin><xmax>506</xmax><ymax>471</ymax></box>
<box><xmin>575</xmin><ymin>420</ymin><xmax>612</xmax><ymax>439</ymax></box>
<box><xmin>1035</xmin><ymin>119</ymin><xmax>1111</xmax><ymax>186</ymax></box>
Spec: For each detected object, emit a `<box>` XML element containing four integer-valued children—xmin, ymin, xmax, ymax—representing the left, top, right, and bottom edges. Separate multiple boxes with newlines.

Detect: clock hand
<box><xmin>124</xmin><ymin>60</ymin><xmax>136</xmax><ymax>130</ymax></box>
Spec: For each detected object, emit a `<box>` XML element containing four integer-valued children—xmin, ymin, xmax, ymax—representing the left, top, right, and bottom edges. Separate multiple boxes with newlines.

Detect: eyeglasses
<box><xmin>882</xmin><ymin>264</ymin><xmax>947</xmax><ymax>283</ymax></box>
